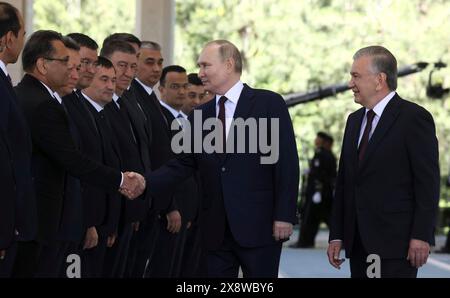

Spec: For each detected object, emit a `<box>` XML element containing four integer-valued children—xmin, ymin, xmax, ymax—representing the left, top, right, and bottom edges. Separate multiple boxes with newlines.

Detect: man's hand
<box><xmin>0</xmin><ymin>249</ymin><xmax>5</xmax><ymax>260</ymax></box>
<box><xmin>107</xmin><ymin>234</ymin><xmax>117</xmax><ymax>248</ymax></box>
<box><xmin>166</xmin><ymin>210</ymin><xmax>182</xmax><ymax>234</ymax></box>
<box><xmin>120</xmin><ymin>172</ymin><xmax>146</xmax><ymax>199</ymax></box>
<box><xmin>273</xmin><ymin>221</ymin><xmax>293</xmax><ymax>241</ymax></box>
<box><xmin>407</xmin><ymin>239</ymin><xmax>430</xmax><ymax>268</ymax></box>
<box><xmin>327</xmin><ymin>240</ymin><xmax>345</xmax><ymax>269</ymax></box>
<box><xmin>83</xmin><ymin>226</ymin><xmax>98</xmax><ymax>250</ymax></box>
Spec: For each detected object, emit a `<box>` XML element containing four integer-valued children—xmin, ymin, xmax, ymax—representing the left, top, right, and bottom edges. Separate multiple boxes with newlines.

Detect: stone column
<box><xmin>135</xmin><ymin>0</ymin><xmax>175</xmax><ymax>65</ymax></box>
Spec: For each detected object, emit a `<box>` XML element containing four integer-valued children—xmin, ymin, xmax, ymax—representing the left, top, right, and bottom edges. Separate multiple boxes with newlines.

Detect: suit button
<box><xmin>221</xmin><ymin>167</ymin><xmax>226</xmax><ymax>172</ymax></box>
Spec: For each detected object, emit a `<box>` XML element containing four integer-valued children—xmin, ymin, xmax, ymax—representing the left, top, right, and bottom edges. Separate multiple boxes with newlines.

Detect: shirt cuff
<box><xmin>330</xmin><ymin>239</ymin><xmax>342</xmax><ymax>242</ymax></box>
<box><xmin>120</xmin><ymin>172</ymin><xmax>124</xmax><ymax>188</ymax></box>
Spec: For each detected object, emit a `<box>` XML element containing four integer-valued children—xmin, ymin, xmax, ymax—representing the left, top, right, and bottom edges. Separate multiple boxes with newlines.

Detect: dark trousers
<box><xmin>35</xmin><ymin>241</ymin><xmax>76</xmax><ymax>278</ymax></box>
<box><xmin>144</xmin><ymin>217</ymin><xmax>179</xmax><ymax>278</ymax></box>
<box><xmin>129</xmin><ymin>211</ymin><xmax>160</xmax><ymax>278</ymax></box>
<box><xmin>350</xmin><ymin>227</ymin><xmax>418</xmax><ymax>278</ymax></box>
<box><xmin>123</xmin><ymin>225</ymin><xmax>140</xmax><ymax>278</ymax></box>
<box><xmin>207</xmin><ymin>225</ymin><xmax>282</xmax><ymax>278</ymax></box>
<box><xmin>11</xmin><ymin>240</ymin><xmax>39</xmax><ymax>278</ymax></box>
<box><xmin>0</xmin><ymin>241</ymin><xmax>17</xmax><ymax>278</ymax></box>
<box><xmin>81</xmin><ymin>235</ymin><xmax>108</xmax><ymax>278</ymax></box>
<box><xmin>298</xmin><ymin>199</ymin><xmax>331</xmax><ymax>247</ymax></box>
<box><xmin>103</xmin><ymin>223</ymin><xmax>133</xmax><ymax>278</ymax></box>
<box><xmin>180</xmin><ymin>221</ymin><xmax>203</xmax><ymax>278</ymax></box>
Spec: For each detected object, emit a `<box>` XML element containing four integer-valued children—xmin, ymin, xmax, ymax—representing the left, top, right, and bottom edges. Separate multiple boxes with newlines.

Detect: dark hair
<box><xmin>97</xmin><ymin>55</ymin><xmax>115</xmax><ymax>70</ymax></box>
<box><xmin>62</xmin><ymin>36</ymin><xmax>80</xmax><ymax>51</ymax></box>
<box><xmin>100</xmin><ymin>40</ymin><xmax>136</xmax><ymax>59</ymax></box>
<box><xmin>353</xmin><ymin>45</ymin><xmax>398</xmax><ymax>91</ymax></box>
<box><xmin>317</xmin><ymin>131</ymin><xmax>333</xmax><ymax>144</ymax></box>
<box><xmin>22</xmin><ymin>30</ymin><xmax>63</xmax><ymax>72</ymax></box>
<box><xmin>103</xmin><ymin>33</ymin><xmax>141</xmax><ymax>48</ymax></box>
<box><xmin>67</xmin><ymin>33</ymin><xmax>98</xmax><ymax>50</ymax></box>
<box><xmin>187</xmin><ymin>73</ymin><xmax>202</xmax><ymax>86</ymax></box>
<box><xmin>160</xmin><ymin>65</ymin><xmax>186</xmax><ymax>86</ymax></box>
<box><xmin>0</xmin><ymin>2</ymin><xmax>20</xmax><ymax>38</ymax></box>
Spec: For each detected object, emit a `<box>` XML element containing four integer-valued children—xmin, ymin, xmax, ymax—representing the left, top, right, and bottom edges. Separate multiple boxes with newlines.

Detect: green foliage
<box><xmin>33</xmin><ymin>0</ymin><xmax>135</xmax><ymax>46</ymax></box>
<box><xmin>175</xmin><ymin>0</ymin><xmax>450</xmax><ymax>196</ymax></box>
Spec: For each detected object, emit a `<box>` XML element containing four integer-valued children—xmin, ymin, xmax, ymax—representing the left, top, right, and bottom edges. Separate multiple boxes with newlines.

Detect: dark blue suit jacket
<box><xmin>146</xmin><ymin>84</ymin><xmax>300</xmax><ymax>250</ymax></box>
<box><xmin>0</xmin><ymin>70</ymin><xmax>37</xmax><ymax>250</ymax></box>
<box><xmin>330</xmin><ymin>94</ymin><xmax>440</xmax><ymax>259</ymax></box>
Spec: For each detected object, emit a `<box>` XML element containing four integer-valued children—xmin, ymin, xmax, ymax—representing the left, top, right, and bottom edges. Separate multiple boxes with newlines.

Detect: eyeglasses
<box><xmin>80</xmin><ymin>59</ymin><xmax>98</xmax><ymax>68</ymax></box>
<box><xmin>168</xmin><ymin>83</ymin><xmax>189</xmax><ymax>91</ymax></box>
<box><xmin>43</xmin><ymin>56</ymin><xmax>70</xmax><ymax>65</ymax></box>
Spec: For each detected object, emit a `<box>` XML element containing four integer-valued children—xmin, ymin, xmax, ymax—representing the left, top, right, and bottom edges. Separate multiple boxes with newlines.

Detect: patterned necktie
<box><xmin>358</xmin><ymin>109</ymin><xmax>376</xmax><ymax>162</ymax></box>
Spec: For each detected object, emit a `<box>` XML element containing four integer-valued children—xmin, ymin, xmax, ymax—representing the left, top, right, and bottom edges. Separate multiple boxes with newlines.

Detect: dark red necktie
<box><xmin>218</xmin><ymin>96</ymin><xmax>228</xmax><ymax>153</ymax></box>
<box><xmin>358</xmin><ymin>109</ymin><xmax>375</xmax><ymax>161</ymax></box>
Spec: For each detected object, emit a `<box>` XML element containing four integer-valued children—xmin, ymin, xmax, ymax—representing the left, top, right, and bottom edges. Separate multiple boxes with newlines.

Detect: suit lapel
<box><xmin>347</xmin><ymin>108</ymin><xmax>365</xmax><ymax>175</ymax></box>
<box><xmin>358</xmin><ymin>94</ymin><xmax>401</xmax><ymax>170</ymax></box>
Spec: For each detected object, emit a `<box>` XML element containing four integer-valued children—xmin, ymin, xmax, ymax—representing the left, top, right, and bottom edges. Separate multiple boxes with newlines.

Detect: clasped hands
<box><xmin>119</xmin><ymin>171</ymin><xmax>146</xmax><ymax>199</ymax></box>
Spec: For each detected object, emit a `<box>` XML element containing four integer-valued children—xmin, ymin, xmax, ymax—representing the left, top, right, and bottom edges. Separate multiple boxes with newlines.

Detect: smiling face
<box><xmin>83</xmin><ymin>65</ymin><xmax>116</xmax><ymax>106</ymax></box>
<box><xmin>348</xmin><ymin>55</ymin><xmax>381</xmax><ymax>108</ymax></box>
<box><xmin>197</xmin><ymin>44</ymin><xmax>236</xmax><ymax>95</ymax></box>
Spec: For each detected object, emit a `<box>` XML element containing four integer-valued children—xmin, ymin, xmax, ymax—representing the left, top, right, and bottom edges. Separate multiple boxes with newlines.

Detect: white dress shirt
<box><xmin>0</xmin><ymin>59</ymin><xmax>9</xmax><ymax>77</ymax></box>
<box><xmin>159</xmin><ymin>99</ymin><xmax>184</xmax><ymax>127</ymax></box>
<box><xmin>82</xmin><ymin>92</ymin><xmax>104</xmax><ymax>112</ymax></box>
<box><xmin>357</xmin><ymin>91</ymin><xmax>396</xmax><ymax>147</ymax></box>
<box><xmin>135</xmin><ymin>78</ymin><xmax>154</xmax><ymax>96</ymax></box>
<box><xmin>215</xmin><ymin>80</ymin><xmax>244</xmax><ymax>139</ymax></box>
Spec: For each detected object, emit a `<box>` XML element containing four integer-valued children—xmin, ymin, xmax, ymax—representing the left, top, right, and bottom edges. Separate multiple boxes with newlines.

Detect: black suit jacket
<box><xmin>0</xmin><ymin>70</ymin><xmax>36</xmax><ymax>250</ymax></box>
<box><xmin>15</xmin><ymin>74</ymin><xmax>122</xmax><ymax>243</ymax></box>
<box><xmin>130</xmin><ymin>80</ymin><xmax>172</xmax><ymax>211</ymax></box>
<box><xmin>103</xmin><ymin>99</ymin><xmax>149</xmax><ymax>224</ymax></box>
<box><xmin>161</xmin><ymin>106</ymin><xmax>200</xmax><ymax>223</ymax></box>
<box><xmin>63</xmin><ymin>91</ymin><xmax>111</xmax><ymax>231</ymax></box>
<box><xmin>146</xmin><ymin>84</ymin><xmax>300</xmax><ymax>250</ymax></box>
<box><xmin>329</xmin><ymin>94</ymin><xmax>440</xmax><ymax>259</ymax></box>
<box><xmin>82</xmin><ymin>98</ymin><xmax>123</xmax><ymax>236</ymax></box>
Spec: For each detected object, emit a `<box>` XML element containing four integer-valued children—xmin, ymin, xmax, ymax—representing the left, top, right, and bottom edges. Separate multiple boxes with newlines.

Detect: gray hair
<box><xmin>353</xmin><ymin>45</ymin><xmax>397</xmax><ymax>91</ymax></box>
<box><xmin>206</xmin><ymin>40</ymin><xmax>243</xmax><ymax>74</ymax></box>
<box><xmin>140</xmin><ymin>41</ymin><xmax>161</xmax><ymax>51</ymax></box>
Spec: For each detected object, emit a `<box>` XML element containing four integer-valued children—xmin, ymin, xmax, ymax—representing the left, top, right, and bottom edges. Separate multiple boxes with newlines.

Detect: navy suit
<box><xmin>329</xmin><ymin>94</ymin><xmax>440</xmax><ymax>278</ymax></box>
<box><xmin>0</xmin><ymin>69</ymin><xmax>36</xmax><ymax>277</ymax></box>
<box><xmin>146</xmin><ymin>84</ymin><xmax>299</xmax><ymax>277</ymax></box>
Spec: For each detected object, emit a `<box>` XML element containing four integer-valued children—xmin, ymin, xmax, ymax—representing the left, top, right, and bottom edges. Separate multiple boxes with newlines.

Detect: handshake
<box><xmin>119</xmin><ymin>172</ymin><xmax>146</xmax><ymax>200</ymax></box>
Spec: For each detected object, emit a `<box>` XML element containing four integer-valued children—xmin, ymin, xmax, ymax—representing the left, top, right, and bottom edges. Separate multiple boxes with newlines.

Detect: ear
<box><xmin>225</xmin><ymin>58</ymin><xmax>234</xmax><ymax>74</ymax></box>
<box><xmin>5</xmin><ymin>31</ymin><xmax>15</xmax><ymax>49</ymax></box>
<box><xmin>375</xmin><ymin>72</ymin><xmax>386</xmax><ymax>91</ymax></box>
<box><xmin>35</xmin><ymin>57</ymin><xmax>47</xmax><ymax>75</ymax></box>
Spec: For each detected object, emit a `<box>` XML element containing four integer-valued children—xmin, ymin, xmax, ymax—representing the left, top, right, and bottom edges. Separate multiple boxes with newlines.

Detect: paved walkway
<box><xmin>279</xmin><ymin>229</ymin><xmax>450</xmax><ymax>278</ymax></box>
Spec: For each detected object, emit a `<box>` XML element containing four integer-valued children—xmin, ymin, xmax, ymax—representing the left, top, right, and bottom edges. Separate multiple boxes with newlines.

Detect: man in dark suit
<box><xmin>13</xmin><ymin>30</ymin><xmax>144</xmax><ymax>277</ymax></box>
<box><xmin>77</xmin><ymin>56</ymin><xmax>123</xmax><ymax>277</ymax></box>
<box><xmin>100</xmin><ymin>40</ymin><xmax>151</xmax><ymax>277</ymax></box>
<box><xmin>0</xmin><ymin>2</ymin><xmax>37</xmax><ymax>278</ymax></box>
<box><xmin>128</xmin><ymin>40</ymin><xmax>169</xmax><ymax>277</ymax></box>
<box><xmin>66</xmin><ymin>33</ymin><xmax>99</xmax><ymax>91</ymax></box>
<box><xmin>145</xmin><ymin>65</ymin><xmax>200</xmax><ymax>278</ymax></box>
<box><xmin>145</xmin><ymin>40</ymin><xmax>299</xmax><ymax>278</ymax></box>
<box><xmin>327</xmin><ymin>46</ymin><xmax>440</xmax><ymax>278</ymax></box>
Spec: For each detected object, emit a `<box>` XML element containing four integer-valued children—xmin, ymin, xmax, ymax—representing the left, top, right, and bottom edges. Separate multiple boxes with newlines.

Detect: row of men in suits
<box><xmin>1</xmin><ymin>3</ymin><xmax>301</xmax><ymax>279</ymax></box>
<box><xmin>0</xmin><ymin>2</ymin><xmax>211</xmax><ymax>277</ymax></box>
